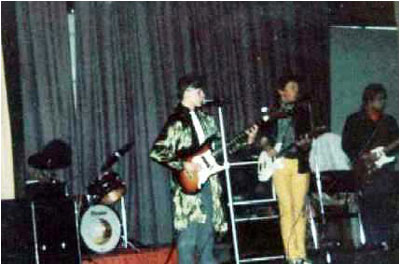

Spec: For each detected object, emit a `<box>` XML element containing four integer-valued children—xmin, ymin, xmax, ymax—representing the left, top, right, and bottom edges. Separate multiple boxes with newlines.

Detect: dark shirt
<box><xmin>342</xmin><ymin>110</ymin><xmax>399</xmax><ymax>163</ymax></box>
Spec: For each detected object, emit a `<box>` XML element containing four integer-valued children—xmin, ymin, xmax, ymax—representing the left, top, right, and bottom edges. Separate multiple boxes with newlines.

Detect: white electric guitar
<box><xmin>354</xmin><ymin>139</ymin><xmax>398</xmax><ymax>185</ymax></box>
<box><xmin>258</xmin><ymin>126</ymin><xmax>327</xmax><ymax>182</ymax></box>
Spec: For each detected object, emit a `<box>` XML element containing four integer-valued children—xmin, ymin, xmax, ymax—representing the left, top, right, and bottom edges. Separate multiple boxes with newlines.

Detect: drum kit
<box><xmin>26</xmin><ymin>139</ymin><xmax>133</xmax><ymax>254</ymax></box>
<box><xmin>80</xmin><ymin>170</ymin><xmax>126</xmax><ymax>253</ymax></box>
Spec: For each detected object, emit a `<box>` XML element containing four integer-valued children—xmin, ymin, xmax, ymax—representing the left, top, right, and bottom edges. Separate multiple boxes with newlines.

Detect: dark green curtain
<box><xmin>15</xmin><ymin>2</ymin><xmax>78</xmax><ymax>191</ymax></box>
<box><xmin>74</xmin><ymin>2</ymin><xmax>329</xmax><ymax>245</ymax></box>
<box><xmin>13</xmin><ymin>1</ymin><xmax>329</xmax><ymax>245</ymax></box>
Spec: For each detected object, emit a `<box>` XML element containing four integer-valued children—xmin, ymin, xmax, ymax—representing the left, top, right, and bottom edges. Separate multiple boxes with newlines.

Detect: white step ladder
<box><xmin>217</xmin><ymin>106</ymin><xmax>322</xmax><ymax>263</ymax></box>
<box><xmin>217</xmin><ymin>108</ymin><xmax>285</xmax><ymax>263</ymax></box>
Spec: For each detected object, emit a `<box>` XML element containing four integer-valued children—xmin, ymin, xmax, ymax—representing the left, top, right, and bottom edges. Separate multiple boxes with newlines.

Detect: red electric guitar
<box><xmin>177</xmin><ymin>111</ymin><xmax>289</xmax><ymax>194</ymax></box>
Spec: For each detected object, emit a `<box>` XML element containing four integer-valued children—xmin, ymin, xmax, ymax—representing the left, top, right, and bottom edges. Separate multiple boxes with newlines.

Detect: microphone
<box><xmin>101</xmin><ymin>141</ymin><xmax>134</xmax><ymax>171</ymax></box>
<box><xmin>203</xmin><ymin>98</ymin><xmax>227</xmax><ymax>106</ymax></box>
<box><xmin>296</xmin><ymin>94</ymin><xmax>315</xmax><ymax>104</ymax></box>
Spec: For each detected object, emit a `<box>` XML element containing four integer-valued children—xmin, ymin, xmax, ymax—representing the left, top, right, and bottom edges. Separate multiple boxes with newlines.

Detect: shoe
<box><xmin>287</xmin><ymin>258</ymin><xmax>312</xmax><ymax>264</ymax></box>
<box><xmin>380</xmin><ymin>241</ymin><xmax>389</xmax><ymax>251</ymax></box>
<box><xmin>300</xmin><ymin>258</ymin><xmax>313</xmax><ymax>264</ymax></box>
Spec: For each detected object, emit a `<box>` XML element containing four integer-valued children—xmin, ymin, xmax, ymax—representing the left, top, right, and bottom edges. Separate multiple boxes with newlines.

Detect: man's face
<box><xmin>184</xmin><ymin>86</ymin><xmax>205</xmax><ymax>107</ymax></box>
<box><xmin>278</xmin><ymin>81</ymin><xmax>299</xmax><ymax>103</ymax></box>
<box><xmin>370</xmin><ymin>93</ymin><xmax>386</xmax><ymax>111</ymax></box>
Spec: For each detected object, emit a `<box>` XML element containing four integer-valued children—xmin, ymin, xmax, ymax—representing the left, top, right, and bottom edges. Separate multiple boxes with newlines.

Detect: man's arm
<box><xmin>386</xmin><ymin>116</ymin><xmax>399</xmax><ymax>156</ymax></box>
<box><xmin>150</xmin><ymin>120</ymin><xmax>185</xmax><ymax>171</ymax></box>
<box><xmin>342</xmin><ymin>115</ymin><xmax>358</xmax><ymax>162</ymax></box>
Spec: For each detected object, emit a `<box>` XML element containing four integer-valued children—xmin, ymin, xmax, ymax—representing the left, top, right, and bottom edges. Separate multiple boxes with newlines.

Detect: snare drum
<box><xmin>88</xmin><ymin>171</ymin><xmax>126</xmax><ymax>205</ymax></box>
<box><xmin>80</xmin><ymin>204</ymin><xmax>121</xmax><ymax>253</ymax></box>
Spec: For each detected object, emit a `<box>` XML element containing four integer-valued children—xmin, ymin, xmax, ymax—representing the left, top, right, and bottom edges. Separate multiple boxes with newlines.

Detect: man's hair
<box><xmin>177</xmin><ymin>74</ymin><xmax>206</xmax><ymax>99</ymax></box>
<box><xmin>277</xmin><ymin>74</ymin><xmax>302</xmax><ymax>91</ymax></box>
<box><xmin>362</xmin><ymin>83</ymin><xmax>387</xmax><ymax>107</ymax></box>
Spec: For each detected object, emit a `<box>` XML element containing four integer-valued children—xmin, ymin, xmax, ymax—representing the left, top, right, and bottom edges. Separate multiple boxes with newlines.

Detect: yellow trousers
<box><xmin>273</xmin><ymin>158</ymin><xmax>310</xmax><ymax>260</ymax></box>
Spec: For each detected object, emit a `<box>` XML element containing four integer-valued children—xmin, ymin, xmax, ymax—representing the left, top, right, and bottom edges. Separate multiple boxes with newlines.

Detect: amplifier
<box><xmin>1</xmin><ymin>199</ymin><xmax>81</xmax><ymax>264</ymax></box>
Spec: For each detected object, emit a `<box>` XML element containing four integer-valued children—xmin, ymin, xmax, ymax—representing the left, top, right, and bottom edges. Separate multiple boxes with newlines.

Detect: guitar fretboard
<box><xmin>212</xmin><ymin>131</ymin><xmax>248</xmax><ymax>159</ymax></box>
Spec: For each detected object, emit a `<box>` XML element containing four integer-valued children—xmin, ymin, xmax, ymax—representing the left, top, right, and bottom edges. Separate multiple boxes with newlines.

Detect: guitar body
<box><xmin>257</xmin><ymin>152</ymin><xmax>284</xmax><ymax>181</ymax></box>
<box><xmin>257</xmin><ymin>126</ymin><xmax>327</xmax><ymax>182</ymax></box>
<box><xmin>178</xmin><ymin>144</ymin><xmax>225</xmax><ymax>194</ymax></box>
<box><xmin>176</xmin><ymin>111</ymin><xmax>299</xmax><ymax>193</ymax></box>
<box><xmin>353</xmin><ymin>145</ymin><xmax>397</xmax><ymax>187</ymax></box>
<box><xmin>371</xmin><ymin>147</ymin><xmax>396</xmax><ymax>168</ymax></box>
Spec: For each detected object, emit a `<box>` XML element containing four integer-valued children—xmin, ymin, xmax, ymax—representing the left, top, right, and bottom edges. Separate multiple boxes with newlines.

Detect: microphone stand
<box><xmin>304</xmin><ymin>100</ymin><xmax>332</xmax><ymax>263</ymax></box>
<box><xmin>101</xmin><ymin>141</ymin><xmax>138</xmax><ymax>251</ymax></box>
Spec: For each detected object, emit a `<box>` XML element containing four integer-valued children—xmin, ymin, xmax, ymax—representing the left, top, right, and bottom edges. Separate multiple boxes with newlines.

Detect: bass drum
<box><xmin>80</xmin><ymin>205</ymin><xmax>121</xmax><ymax>253</ymax></box>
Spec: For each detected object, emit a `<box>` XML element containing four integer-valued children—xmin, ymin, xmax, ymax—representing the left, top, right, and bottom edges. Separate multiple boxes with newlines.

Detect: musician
<box><xmin>150</xmin><ymin>74</ymin><xmax>258</xmax><ymax>263</ymax></box>
<box><xmin>263</xmin><ymin>75</ymin><xmax>312</xmax><ymax>264</ymax></box>
<box><xmin>342</xmin><ymin>84</ymin><xmax>398</xmax><ymax>250</ymax></box>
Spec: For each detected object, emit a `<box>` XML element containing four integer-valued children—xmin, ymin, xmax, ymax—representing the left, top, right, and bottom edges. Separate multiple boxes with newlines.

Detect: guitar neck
<box><xmin>211</xmin><ymin>112</ymin><xmax>294</xmax><ymax>159</ymax></box>
<box><xmin>277</xmin><ymin>125</ymin><xmax>328</xmax><ymax>157</ymax></box>
<box><xmin>384</xmin><ymin>139</ymin><xmax>399</xmax><ymax>153</ymax></box>
<box><xmin>213</xmin><ymin>131</ymin><xmax>248</xmax><ymax>158</ymax></box>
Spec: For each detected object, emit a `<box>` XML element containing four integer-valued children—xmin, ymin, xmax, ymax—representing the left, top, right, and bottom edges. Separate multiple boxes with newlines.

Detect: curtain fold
<box><xmin>14</xmin><ymin>1</ymin><xmax>329</xmax><ymax>246</ymax></box>
<box><xmin>15</xmin><ymin>2</ymin><xmax>77</xmax><ymax>189</ymax></box>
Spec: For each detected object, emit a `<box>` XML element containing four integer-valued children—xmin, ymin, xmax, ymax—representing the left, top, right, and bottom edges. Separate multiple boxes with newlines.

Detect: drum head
<box><xmin>80</xmin><ymin>205</ymin><xmax>121</xmax><ymax>253</ymax></box>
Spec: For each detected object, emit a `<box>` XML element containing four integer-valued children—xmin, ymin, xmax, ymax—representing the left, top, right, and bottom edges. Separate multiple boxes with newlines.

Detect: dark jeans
<box><xmin>177</xmin><ymin>182</ymin><xmax>216</xmax><ymax>264</ymax></box>
<box><xmin>360</xmin><ymin>169</ymin><xmax>398</xmax><ymax>245</ymax></box>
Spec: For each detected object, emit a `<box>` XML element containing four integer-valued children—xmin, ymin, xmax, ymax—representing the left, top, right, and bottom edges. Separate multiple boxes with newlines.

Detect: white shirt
<box><xmin>189</xmin><ymin>111</ymin><xmax>206</xmax><ymax>145</ymax></box>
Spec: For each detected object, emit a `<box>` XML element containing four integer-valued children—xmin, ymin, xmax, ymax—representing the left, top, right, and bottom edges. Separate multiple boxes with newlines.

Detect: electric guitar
<box><xmin>353</xmin><ymin>139</ymin><xmax>398</xmax><ymax>186</ymax></box>
<box><xmin>177</xmin><ymin>111</ymin><xmax>289</xmax><ymax>194</ymax></box>
<box><xmin>257</xmin><ymin>126</ymin><xmax>328</xmax><ymax>182</ymax></box>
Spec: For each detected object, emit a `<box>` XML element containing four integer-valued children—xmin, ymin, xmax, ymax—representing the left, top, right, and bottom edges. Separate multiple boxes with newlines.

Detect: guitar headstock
<box><xmin>260</xmin><ymin>111</ymin><xmax>292</xmax><ymax>123</ymax></box>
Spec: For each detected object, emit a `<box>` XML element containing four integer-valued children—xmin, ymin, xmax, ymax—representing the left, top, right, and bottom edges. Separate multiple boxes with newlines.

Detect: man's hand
<box><xmin>297</xmin><ymin>134</ymin><xmax>312</xmax><ymax>150</ymax></box>
<box><xmin>246</xmin><ymin>125</ymin><xmax>259</xmax><ymax>145</ymax></box>
<box><xmin>267</xmin><ymin>148</ymin><xmax>278</xmax><ymax>157</ymax></box>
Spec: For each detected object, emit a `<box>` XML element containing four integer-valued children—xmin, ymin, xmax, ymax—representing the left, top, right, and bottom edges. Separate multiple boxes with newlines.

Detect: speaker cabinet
<box><xmin>1</xmin><ymin>199</ymin><xmax>81</xmax><ymax>264</ymax></box>
<box><xmin>2</xmin><ymin>200</ymin><xmax>36</xmax><ymax>263</ymax></box>
<box><xmin>237</xmin><ymin>218</ymin><xmax>284</xmax><ymax>258</ymax></box>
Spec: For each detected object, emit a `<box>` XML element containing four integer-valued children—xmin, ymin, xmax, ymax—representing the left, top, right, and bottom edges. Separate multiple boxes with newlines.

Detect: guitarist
<box><xmin>342</xmin><ymin>84</ymin><xmax>398</xmax><ymax>251</ymax></box>
<box><xmin>150</xmin><ymin>74</ymin><xmax>258</xmax><ymax>263</ymax></box>
<box><xmin>262</xmin><ymin>75</ymin><xmax>313</xmax><ymax>264</ymax></box>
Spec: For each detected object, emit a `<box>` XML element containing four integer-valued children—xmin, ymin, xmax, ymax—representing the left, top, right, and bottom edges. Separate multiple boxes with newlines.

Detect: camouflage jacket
<box><xmin>150</xmin><ymin>104</ymin><xmax>228</xmax><ymax>233</ymax></box>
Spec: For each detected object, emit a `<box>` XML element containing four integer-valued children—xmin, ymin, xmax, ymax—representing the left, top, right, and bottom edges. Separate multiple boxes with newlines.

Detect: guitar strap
<box><xmin>354</xmin><ymin>117</ymin><xmax>383</xmax><ymax>163</ymax></box>
<box><xmin>189</xmin><ymin>111</ymin><xmax>206</xmax><ymax>145</ymax></box>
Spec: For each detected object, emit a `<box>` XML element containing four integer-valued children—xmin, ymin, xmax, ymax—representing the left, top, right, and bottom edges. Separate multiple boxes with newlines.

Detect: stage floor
<box><xmin>82</xmin><ymin>246</ymin><xmax>177</xmax><ymax>264</ymax></box>
<box><xmin>217</xmin><ymin>244</ymin><xmax>398</xmax><ymax>264</ymax></box>
<box><xmin>81</xmin><ymin>243</ymin><xmax>397</xmax><ymax>264</ymax></box>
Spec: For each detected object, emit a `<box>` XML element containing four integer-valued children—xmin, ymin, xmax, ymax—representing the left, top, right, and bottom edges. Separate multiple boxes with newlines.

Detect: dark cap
<box><xmin>28</xmin><ymin>139</ymin><xmax>72</xmax><ymax>170</ymax></box>
<box><xmin>177</xmin><ymin>74</ymin><xmax>206</xmax><ymax>99</ymax></box>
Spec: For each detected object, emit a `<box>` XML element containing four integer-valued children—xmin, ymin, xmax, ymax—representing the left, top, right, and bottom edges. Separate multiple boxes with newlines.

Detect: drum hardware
<box><xmin>79</xmin><ymin>140</ymin><xmax>137</xmax><ymax>253</ymax></box>
<box><xmin>88</xmin><ymin>171</ymin><xmax>126</xmax><ymax>205</ymax></box>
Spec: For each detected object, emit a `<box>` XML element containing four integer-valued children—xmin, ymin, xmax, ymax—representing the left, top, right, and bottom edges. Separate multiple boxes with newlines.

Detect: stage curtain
<box><xmin>13</xmin><ymin>2</ymin><xmax>329</xmax><ymax>245</ymax></box>
<box><xmin>14</xmin><ymin>2</ymin><xmax>78</xmax><ymax>191</ymax></box>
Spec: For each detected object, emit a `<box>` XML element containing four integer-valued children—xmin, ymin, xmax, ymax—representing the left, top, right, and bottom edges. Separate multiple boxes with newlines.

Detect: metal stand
<box><xmin>116</xmin><ymin>165</ymin><xmax>138</xmax><ymax>251</ymax></box>
<box><xmin>311</xmin><ymin>146</ymin><xmax>332</xmax><ymax>263</ymax></box>
<box><xmin>217</xmin><ymin>106</ymin><xmax>240</xmax><ymax>263</ymax></box>
<box><xmin>310</xmin><ymin>136</ymin><xmax>366</xmax><ymax>262</ymax></box>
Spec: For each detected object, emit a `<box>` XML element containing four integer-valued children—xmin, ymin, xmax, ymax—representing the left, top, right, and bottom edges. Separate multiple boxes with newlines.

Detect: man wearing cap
<box><xmin>150</xmin><ymin>74</ymin><xmax>258</xmax><ymax>263</ymax></box>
